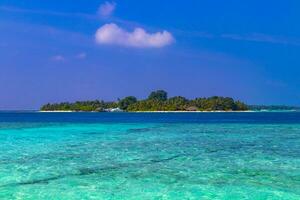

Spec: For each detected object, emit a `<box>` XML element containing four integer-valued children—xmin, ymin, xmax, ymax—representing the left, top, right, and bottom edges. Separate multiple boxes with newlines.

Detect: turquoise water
<box><xmin>0</xmin><ymin>113</ymin><xmax>300</xmax><ymax>199</ymax></box>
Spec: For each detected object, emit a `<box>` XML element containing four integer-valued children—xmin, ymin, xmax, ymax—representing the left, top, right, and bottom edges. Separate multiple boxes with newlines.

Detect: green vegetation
<box><xmin>40</xmin><ymin>90</ymin><xmax>249</xmax><ymax>112</ymax></box>
<box><xmin>148</xmin><ymin>90</ymin><xmax>168</xmax><ymax>101</ymax></box>
<box><xmin>41</xmin><ymin>100</ymin><xmax>118</xmax><ymax>112</ymax></box>
<box><xmin>118</xmin><ymin>96</ymin><xmax>137</xmax><ymax>110</ymax></box>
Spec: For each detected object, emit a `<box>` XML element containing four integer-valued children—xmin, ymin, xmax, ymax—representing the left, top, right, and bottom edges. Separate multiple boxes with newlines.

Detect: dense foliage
<box><xmin>118</xmin><ymin>96</ymin><xmax>137</xmax><ymax>110</ymax></box>
<box><xmin>40</xmin><ymin>90</ymin><xmax>249</xmax><ymax>112</ymax></box>
<box><xmin>41</xmin><ymin>100</ymin><xmax>118</xmax><ymax>112</ymax></box>
<box><xmin>148</xmin><ymin>90</ymin><xmax>168</xmax><ymax>101</ymax></box>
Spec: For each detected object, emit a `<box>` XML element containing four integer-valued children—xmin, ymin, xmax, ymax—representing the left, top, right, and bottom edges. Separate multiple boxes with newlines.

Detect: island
<box><xmin>40</xmin><ymin>90</ymin><xmax>249</xmax><ymax>112</ymax></box>
<box><xmin>248</xmin><ymin>105</ymin><xmax>300</xmax><ymax>112</ymax></box>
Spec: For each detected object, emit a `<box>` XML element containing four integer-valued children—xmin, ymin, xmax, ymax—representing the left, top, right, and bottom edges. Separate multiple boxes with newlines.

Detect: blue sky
<box><xmin>0</xmin><ymin>0</ymin><xmax>300</xmax><ymax>109</ymax></box>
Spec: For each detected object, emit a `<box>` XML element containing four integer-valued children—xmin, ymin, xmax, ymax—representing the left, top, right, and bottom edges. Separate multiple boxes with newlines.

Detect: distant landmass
<box><xmin>40</xmin><ymin>90</ymin><xmax>300</xmax><ymax>112</ymax></box>
<box><xmin>40</xmin><ymin>90</ymin><xmax>249</xmax><ymax>112</ymax></box>
<box><xmin>248</xmin><ymin>105</ymin><xmax>300</xmax><ymax>111</ymax></box>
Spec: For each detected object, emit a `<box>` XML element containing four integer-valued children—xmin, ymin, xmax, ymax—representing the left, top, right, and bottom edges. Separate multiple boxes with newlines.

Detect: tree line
<box><xmin>40</xmin><ymin>90</ymin><xmax>248</xmax><ymax>112</ymax></box>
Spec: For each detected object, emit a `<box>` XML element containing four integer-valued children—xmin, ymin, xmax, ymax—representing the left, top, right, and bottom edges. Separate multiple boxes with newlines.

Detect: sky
<box><xmin>0</xmin><ymin>0</ymin><xmax>300</xmax><ymax>109</ymax></box>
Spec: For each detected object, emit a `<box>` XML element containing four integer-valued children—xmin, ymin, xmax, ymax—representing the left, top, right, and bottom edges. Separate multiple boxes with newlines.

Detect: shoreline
<box><xmin>39</xmin><ymin>110</ymin><xmax>74</xmax><ymax>113</ymax></box>
<box><xmin>39</xmin><ymin>110</ymin><xmax>258</xmax><ymax>113</ymax></box>
<box><xmin>132</xmin><ymin>110</ymin><xmax>255</xmax><ymax>113</ymax></box>
<box><xmin>37</xmin><ymin>109</ymin><xmax>300</xmax><ymax>113</ymax></box>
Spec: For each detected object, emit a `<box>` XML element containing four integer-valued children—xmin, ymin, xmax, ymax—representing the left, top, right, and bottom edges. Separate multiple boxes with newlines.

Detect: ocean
<box><xmin>0</xmin><ymin>112</ymin><xmax>299</xmax><ymax>199</ymax></box>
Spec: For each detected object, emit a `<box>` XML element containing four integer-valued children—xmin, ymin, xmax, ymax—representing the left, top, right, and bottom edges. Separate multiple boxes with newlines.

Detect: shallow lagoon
<box><xmin>0</xmin><ymin>112</ymin><xmax>299</xmax><ymax>199</ymax></box>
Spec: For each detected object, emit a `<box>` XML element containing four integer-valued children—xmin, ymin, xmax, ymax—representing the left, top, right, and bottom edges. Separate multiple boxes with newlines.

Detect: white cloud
<box><xmin>51</xmin><ymin>55</ymin><xmax>65</xmax><ymax>61</ymax></box>
<box><xmin>76</xmin><ymin>52</ymin><xmax>87</xmax><ymax>59</ymax></box>
<box><xmin>98</xmin><ymin>2</ymin><xmax>116</xmax><ymax>17</ymax></box>
<box><xmin>95</xmin><ymin>23</ymin><xmax>174</xmax><ymax>48</ymax></box>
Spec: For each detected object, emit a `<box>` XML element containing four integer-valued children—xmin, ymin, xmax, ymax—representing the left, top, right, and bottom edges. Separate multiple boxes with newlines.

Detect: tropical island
<box><xmin>40</xmin><ymin>90</ymin><xmax>249</xmax><ymax>112</ymax></box>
